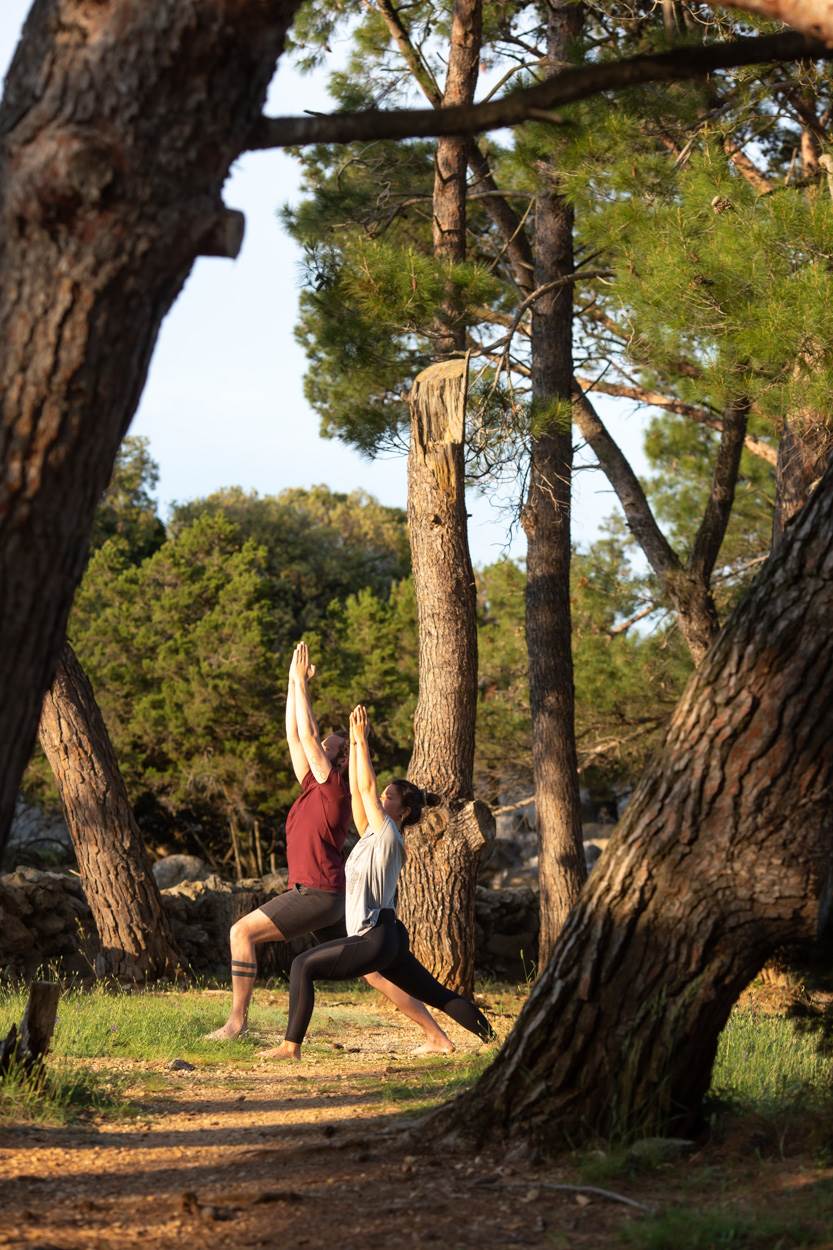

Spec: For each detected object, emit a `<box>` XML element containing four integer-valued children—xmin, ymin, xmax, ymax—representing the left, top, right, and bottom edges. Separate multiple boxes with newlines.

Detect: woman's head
<box><xmin>381</xmin><ymin>780</ymin><xmax>439</xmax><ymax>828</ymax></box>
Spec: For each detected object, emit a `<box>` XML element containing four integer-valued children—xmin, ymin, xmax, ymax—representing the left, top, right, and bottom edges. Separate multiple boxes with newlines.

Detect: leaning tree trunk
<box><xmin>399</xmin><ymin>0</ymin><xmax>488</xmax><ymax>998</ymax></box>
<box><xmin>431</xmin><ymin>455</ymin><xmax>833</xmax><ymax>1152</ymax></box>
<box><xmin>402</xmin><ymin>360</ymin><xmax>493</xmax><ymax>996</ymax></box>
<box><xmin>521</xmin><ymin>3</ymin><xmax>586</xmax><ymax>968</ymax></box>
<box><xmin>0</xmin><ymin>0</ymin><xmax>301</xmax><ymax>853</ymax></box>
<box><xmin>38</xmin><ymin>643</ymin><xmax>182</xmax><ymax>982</ymax></box>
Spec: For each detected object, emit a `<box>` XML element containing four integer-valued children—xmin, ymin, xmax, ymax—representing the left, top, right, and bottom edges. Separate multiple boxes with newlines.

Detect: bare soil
<box><xmin>2</xmin><ymin>988</ymin><xmax>833</xmax><ymax>1250</ymax></box>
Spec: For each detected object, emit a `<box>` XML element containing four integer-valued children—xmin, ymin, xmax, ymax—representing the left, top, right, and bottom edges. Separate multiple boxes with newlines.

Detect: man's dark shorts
<box><xmin>260</xmin><ymin>884</ymin><xmax>346</xmax><ymax>941</ymax></box>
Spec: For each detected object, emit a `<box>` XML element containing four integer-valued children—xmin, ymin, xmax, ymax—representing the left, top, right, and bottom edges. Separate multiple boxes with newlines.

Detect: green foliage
<box><xmin>475</xmin><ymin>544</ymin><xmax>690</xmax><ymax>802</ymax></box>
<box><xmin>73</xmin><ymin>512</ymin><xmax>280</xmax><ymax>828</ymax></box>
<box><xmin>32</xmin><ymin>485</ymin><xmax>412</xmax><ymax>846</ymax></box>
<box><xmin>170</xmin><ymin>485</ymin><xmax>410</xmax><ymax>636</ymax></box>
<box><xmin>90</xmin><ymin>434</ymin><xmax>166</xmax><ymax>564</ymax></box>
<box><xmin>308</xmin><ymin>578</ymin><xmax>419</xmax><ymax>777</ymax></box>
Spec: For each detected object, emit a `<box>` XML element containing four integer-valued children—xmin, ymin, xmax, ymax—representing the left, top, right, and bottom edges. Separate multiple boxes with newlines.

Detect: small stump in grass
<box><xmin>0</xmin><ymin>981</ymin><xmax>60</xmax><ymax>1078</ymax></box>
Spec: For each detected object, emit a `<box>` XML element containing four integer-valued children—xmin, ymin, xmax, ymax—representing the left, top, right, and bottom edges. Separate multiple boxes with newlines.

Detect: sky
<box><xmin>0</xmin><ymin>4</ymin><xmax>650</xmax><ymax>567</ymax></box>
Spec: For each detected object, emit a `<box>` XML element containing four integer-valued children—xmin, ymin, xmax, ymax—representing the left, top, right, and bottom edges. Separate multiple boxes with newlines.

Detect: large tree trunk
<box><xmin>38</xmin><ymin>643</ymin><xmax>182</xmax><ymax>981</ymax></box>
<box><xmin>432</xmin><ymin>456</ymin><xmax>833</xmax><ymax>1152</ymax></box>
<box><xmin>521</xmin><ymin>3</ymin><xmax>586</xmax><ymax>968</ymax></box>
<box><xmin>403</xmin><ymin>360</ymin><xmax>492</xmax><ymax>995</ymax></box>
<box><xmin>400</xmin><ymin>0</ymin><xmax>488</xmax><ymax>997</ymax></box>
<box><xmin>0</xmin><ymin>0</ymin><xmax>301</xmax><ymax>853</ymax></box>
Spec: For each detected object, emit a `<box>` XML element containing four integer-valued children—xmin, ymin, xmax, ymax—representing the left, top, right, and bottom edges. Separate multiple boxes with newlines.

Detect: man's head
<box><xmin>322</xmin><ymin>730</ymin><xmax>349</xmax><ymax>772</ymax></box>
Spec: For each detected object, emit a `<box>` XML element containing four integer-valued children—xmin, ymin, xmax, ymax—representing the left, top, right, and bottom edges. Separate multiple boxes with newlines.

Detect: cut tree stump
<box><xmin>0</xmin><ymin>981</ymin><xmax>60</xmax><ymax>1077</ymax></box>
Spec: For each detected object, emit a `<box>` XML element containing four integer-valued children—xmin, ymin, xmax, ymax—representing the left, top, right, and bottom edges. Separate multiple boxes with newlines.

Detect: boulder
<box><xmin>474</xmin><ymin>885</ymin><xmax>539</xmax><ymax>979</ymax></box>
<box><xmin>152</xmin><ymin>854</ymin><xmax>212</xmax><ymax>890</ymax></box>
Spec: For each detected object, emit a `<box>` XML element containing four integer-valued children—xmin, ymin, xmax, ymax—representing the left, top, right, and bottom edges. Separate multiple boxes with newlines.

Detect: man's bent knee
<box><xmin>231</xmin><ymin>911</ymin><xmax>283</xmax><ymax>945</ymax></box>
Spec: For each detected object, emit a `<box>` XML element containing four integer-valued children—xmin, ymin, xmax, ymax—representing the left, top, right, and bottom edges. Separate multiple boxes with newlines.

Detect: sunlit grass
<box><xmin>711</xmin><ymin>1011</ymin><xmax>833</xmax><ymax>1111</ymax></box>
<box><xmin>0</xmin><ymin>1054</ymin><xmax>130</xmax><ymax>1126</ymax></box>
<box><xmin>0</xmin><ymin>982</ymin><xmax>269</xmax><ymax>1064</ymax></box>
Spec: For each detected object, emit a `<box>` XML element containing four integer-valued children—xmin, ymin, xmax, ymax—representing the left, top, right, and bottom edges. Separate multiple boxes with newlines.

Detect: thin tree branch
<box><xmin>481</xmin><ymin>270</ymin><xmax>612</xmax><ymax>354</ymax></box>
<box><xmin>372</xmin><ymin>0</ymin><xmax>443</xmax><ymax>105</ymax></box>
<box><xmin>688</xmin><ymin>397</ymin><xmax>750</xmax><ymax>581</ymax></box>
<box><xmin>572</xmin><ymin>386</ymin><xmax>682</xmax><ymax>578</ymax></box>
<box><xmin>609</xmin><ymin>601</ymin><xmax>661</xmax><ymax>636</ymax></box>
<box><xmin>575</xmin><ymin>374</ymin><xmax>777</xmax><ymax>465</ymax></box>
<box><xmin>723</xmin><ymin>137</ymin><xmax>775</xmax><ymax>192</ymax></box>
<box><xmin>249</xmin><ymin>34</ymin><xmax>830</xmax><ymax>150</ymax></box>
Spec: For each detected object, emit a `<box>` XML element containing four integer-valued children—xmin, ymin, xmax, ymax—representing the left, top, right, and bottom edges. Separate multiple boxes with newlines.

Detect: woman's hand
<box><xmin>350</xmin><ymin>704</ymin><xmax>369</xmax><ymax>741</ymax></box>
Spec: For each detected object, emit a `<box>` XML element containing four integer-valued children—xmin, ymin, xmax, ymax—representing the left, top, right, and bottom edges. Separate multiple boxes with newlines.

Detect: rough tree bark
<box><xmin>431</xmin><ymin>455</ymin><xmax>833</xmax><ymax>1152</ymax></box>
<box><xmin>398</xmin><ymin>0</ymin><xmax>490</xmax><ymax>997</ymax></box>
<box><xmin>403</xmin><ymin>360</ymin><xmax>493</xmax><ymax>995</ymax></box>
<box><xmin>521</xmin><ymin>3</ymin><xmax>586</xmax><ymax>968</ymax></box>
<box><xmin>38</xmin><ymin>643</ymin><xmax>182</xmax><ymax>982</ymax></box>
<box><xmin>0</xmin><ymin>0</ymin><xmax>301</xmax><ymax>853</ymax></box>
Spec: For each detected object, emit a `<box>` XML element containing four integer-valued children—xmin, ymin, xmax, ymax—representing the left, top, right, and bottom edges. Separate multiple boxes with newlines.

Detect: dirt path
<box><xmin>2</xmin><ymin>992</ymin><xmax>833</xmax><ymax>1249</ymax></box>
<box><xmin>0</xmin><ymin>995</ymin><xmax>647</xmax><ymax>1250</ymax></box>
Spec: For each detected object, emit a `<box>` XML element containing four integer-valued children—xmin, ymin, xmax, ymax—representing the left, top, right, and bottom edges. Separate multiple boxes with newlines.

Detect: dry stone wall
<box><xmin>0</xmin><ymin>863</ymin><xmax>539</xmax><ymax>982</ymax></box>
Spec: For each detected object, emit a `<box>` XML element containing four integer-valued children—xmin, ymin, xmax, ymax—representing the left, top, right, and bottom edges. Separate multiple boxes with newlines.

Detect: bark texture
<box><xmin>522</xmin><ymin>3</ymin><xmax>586</xmax><ymax>967</ymax></box>
<box><xmin>38</xmin><ymin>643</ymin><xmax>182</xmax><ymax>982</ymax></box>
<box><xmin>403</xmin><ymin>359</ymin><xmax>490</xmax><ymax>994</ymax></box>
<box><xmin>0</xmin><ymin>0</ymin><xmax>301</xmax><ymax>852</ymax></box>
<box><xmin>433</xmin><ymin>457</ymin><xmax>833</xmax><ymax>1150</ymax></box>
<box><xmin>399</xmin><ymin>801</ymin><xmax>494</xmax><ymax>992</ymax></box>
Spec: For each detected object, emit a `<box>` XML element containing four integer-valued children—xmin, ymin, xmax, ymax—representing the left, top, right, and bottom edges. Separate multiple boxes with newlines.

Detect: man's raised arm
<box><xmin>293</xmin><ymin>642</ymin><xmax>333</xmax><ymax>784</ymax></box>
<box><xmin>285</xmin><ymin>647</ymin><xmax>311</xmax><ymax>785</ymax></box>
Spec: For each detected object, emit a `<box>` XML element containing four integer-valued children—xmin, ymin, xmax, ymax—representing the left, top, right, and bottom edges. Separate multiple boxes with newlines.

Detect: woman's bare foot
<box><xmin>204</xmin><ymin>1022</ymin><xmax>247</xmax><ymax>1041</ymax></box>
<box><xmin>413</xmin><ymin>1038</ymin><xmax>455</xmax><ymax>1055</ymax></box>
<box><xmin>259</xmin><ymin>1041</ymin><xmax>302</xmax><ymax>1061</ymax></box>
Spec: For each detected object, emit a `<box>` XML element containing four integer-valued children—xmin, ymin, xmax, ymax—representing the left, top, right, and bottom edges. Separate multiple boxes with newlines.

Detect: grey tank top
<box><xmin>344</xmin><ymin>814</ymin><xmax>404</xmax><ymax>937</ymax></box>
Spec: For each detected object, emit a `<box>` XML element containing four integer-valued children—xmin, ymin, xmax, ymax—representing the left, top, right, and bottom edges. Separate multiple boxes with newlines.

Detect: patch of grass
<box><xmin>621</xmin><ymin>1205</ymin><xmax>818</xmax><ymax>1249</ymax></box>
<box><xmin>0</xmin><ymin>1056</ymin><xmax>130</xmax><ymax>1126</ymax></box>
<box><xmin>0</xmin><ymin>983</ymin><xmax>278</xmax><ymax>1065</ymax></box>
<box><xmin>711</xmin><ymin>1011</ymin><xmax>833</xmax><ymax>1112</ymax></box>
<box><xmin>376</xmin><ymin>1051</ymin><xmax>493</xmax><ymax>1110</ymax></box>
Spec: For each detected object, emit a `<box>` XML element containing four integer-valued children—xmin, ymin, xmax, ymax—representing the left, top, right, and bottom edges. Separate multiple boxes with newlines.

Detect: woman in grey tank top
<box><xmin>264</xmin><ymin>705</ymin><xmax>495</xmax><ymax>1059</ymax></box>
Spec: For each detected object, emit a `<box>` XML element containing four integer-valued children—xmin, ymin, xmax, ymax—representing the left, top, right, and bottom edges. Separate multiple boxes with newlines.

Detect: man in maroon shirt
<box><xmin>207</xmin><ymin>642</ymin><xmax>453</xmax><ymax>1050</ymax></box>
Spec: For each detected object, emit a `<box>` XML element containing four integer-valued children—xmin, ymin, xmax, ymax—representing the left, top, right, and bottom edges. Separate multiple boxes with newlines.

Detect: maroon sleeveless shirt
<box><xmin>285</xmin><ymin>768</ymin><xmax>350</xmax><ymax>892</ymax></box>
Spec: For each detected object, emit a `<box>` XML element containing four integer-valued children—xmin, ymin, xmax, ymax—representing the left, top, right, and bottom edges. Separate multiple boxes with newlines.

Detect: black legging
<box><xmin>285</xmin><ymin>910</ymin><xmax>494</xmax><ymax>1045</ymax></box>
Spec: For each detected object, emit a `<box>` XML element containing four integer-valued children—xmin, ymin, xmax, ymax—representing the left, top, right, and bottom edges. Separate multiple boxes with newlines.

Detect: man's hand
<box><xmin>290</xmin><ymin>641</ymin><xmax>315</xmax><ymax>684</ymax></box>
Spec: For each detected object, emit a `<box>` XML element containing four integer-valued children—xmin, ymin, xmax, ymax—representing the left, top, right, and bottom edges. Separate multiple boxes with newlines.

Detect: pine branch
<box><xmin>248</xmin><ymin>33</ymin><xmax>830</xmax><ymax>150</ymax></box>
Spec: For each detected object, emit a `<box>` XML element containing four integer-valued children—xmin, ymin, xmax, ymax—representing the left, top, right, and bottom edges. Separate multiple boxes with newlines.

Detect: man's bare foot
<box><xmin>204</xmin><ymin>1022</ymin><xmax>248</xmax><ymax>1041</ymax></box>
<box><xmin>413</xmin><ymin>1038</ymin><xmax>455</xmax><ymax>1055</ymax></box>
<box><xmin>259</xmin><ymin>1041</ymin><xmax>302</xmax><ymax>1061</ymax></box>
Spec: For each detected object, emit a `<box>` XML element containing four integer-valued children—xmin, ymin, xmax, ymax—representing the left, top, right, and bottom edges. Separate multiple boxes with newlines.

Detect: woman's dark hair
<box><xmin>389</xmin><ymin>780</ymin><xmax>440</xmax><ymax>828</ymax></box>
